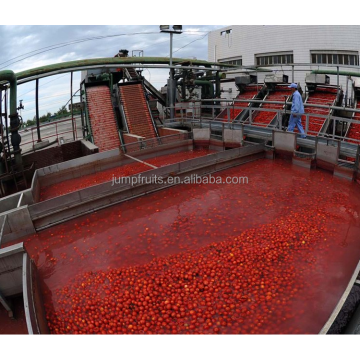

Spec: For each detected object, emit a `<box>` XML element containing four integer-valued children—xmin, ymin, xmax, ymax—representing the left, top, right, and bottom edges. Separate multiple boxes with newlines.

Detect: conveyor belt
<box><xmin>86</xmin><ymin>86</ymin><xmax>121</xmax><ymax>152</ymax></box>
<box><xmin>118</xmin><ymin>83</ymin><xmax>158</xmax><ymax>139</ymax></box>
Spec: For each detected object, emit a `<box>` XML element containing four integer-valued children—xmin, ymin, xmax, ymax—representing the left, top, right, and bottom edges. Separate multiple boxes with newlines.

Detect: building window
<box><xmin>310</xmin><ymin>50</ymin><xmax>359</xmax><ymax>66</ymax></box>
<box><xmin>255</xmin><ymin>52</ymin><xmax>293</xmax><ymax>66</ymax></box>
<box><xmin>219</xmin><ymin>57</ymin><xmax>242</xmax><ymax>66</ymax></box>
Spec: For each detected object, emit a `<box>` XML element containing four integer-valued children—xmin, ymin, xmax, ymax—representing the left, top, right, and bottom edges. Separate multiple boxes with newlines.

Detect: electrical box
<box><xmin>235</xmin><ymin>75</ymin><xmax>251</xmax><ymax>85</ymax></box>
<box><xmin>353</xmin><ymin>78</ymin><xmax>360</xmax><ymax>89</ymax></box>
<box><xmin>305</xmin><ymin>73</ymin><xmax>330</xmax><ymax>85</ymax></box>
<box><xmin>264</xmin><ymin>74</ymin><xmax>289</xmax><ymax>84</ymax></box>
<box><xmin>235</xmin><ymin>75</ymin><xmax>258</xmax><ymax>85</ymax></box>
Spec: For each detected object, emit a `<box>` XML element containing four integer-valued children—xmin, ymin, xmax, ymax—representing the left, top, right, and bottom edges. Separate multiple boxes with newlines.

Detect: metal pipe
<box><xmin>168</xmin><ymin>34</ymin><xmax>176</xmax><ymax>120</ymax></box>
<box><xmin>0</xmin><ymin>70</ymin><xmax>22</xmax><ymax>164</ymax></box>
<box><xmin>0</xmin><ymin>90</ymin><xmax>4</xmax><ymax>173</ymax></box>
<box><xmin>169</xmin><ymin>34</ymin><xmax>173</xmax><ymax>69</ymax></box>
<box><xmin>345</xmin><ymin>76</ymin><xmax>349</xmax><ymax>106</ymax></box>
<box><xmin>110</xmin><ymin>73</ymin><xmax>113</xmax><ymax>95</ymax></box>
<box><xmin>71</xmin><ymin>72</ymin><xmax>75</xmax><ymax>141</ymax></box>
<box><xmin>13</xmin><ymin>61</ymin><xmax>360</xmax><ymax>86</ymax></box>
<box><xmin>36</xmin><ymin>79</ymin><xmax>41</xmax><ymax>142</ymax></box>
<box><xmin>13</xmin><ymin>57</ymin><xmax>231</xmax><ymax>84</ymax></box>
<box><xmin>4</xmin><ymin>90</ymin><xmax>10</xmax><ymax>155</ymax></box>
<box><xmin>17</xmin><ymin>64</ymin><xmax>226</xmax><ymax>85</ymax></box>
<box><xmin>80</xmin><ymin>107</ymin><xmax>85</xmax><ymax>139</ymax></box>
<box><xmin>194</xmin><ymin>80</ymin><xmax>214</xmax><ymax>98</ymax></box>
<box><xmin>215</xmin><ymin>71</ymin><xmax>221</xmax><ymax>98</ymax></box>
<box><xmin>0</xmin><ymin>70</ymin><xmax>17</xmax><ymax>115</ymax></box>
<box><xmin>312</xmin><ymin>69</ymin><xmax>360</xmax><ymax>78</ymax></box>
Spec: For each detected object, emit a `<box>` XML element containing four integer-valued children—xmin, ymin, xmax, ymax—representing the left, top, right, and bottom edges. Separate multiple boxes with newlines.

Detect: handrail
<box><xmin>166</xmin><ymin>107</ymin><xmax>360</xmax><ymax>147</ymax></box>
<box><xmin>190</xmin><ymin>98</ymin><xmax>360</xmax><ymax>115</ymax></box>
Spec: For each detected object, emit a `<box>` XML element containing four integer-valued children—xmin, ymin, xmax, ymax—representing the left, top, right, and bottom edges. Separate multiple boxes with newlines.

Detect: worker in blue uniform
<box><xmin>287</xmin><ymin>83</ymin><xmax>306</xmax><ymax>138</ymax></box>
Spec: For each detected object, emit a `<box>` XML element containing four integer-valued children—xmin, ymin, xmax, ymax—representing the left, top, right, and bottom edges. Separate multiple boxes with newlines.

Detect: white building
<box><xmin>208</xmin><ymin>25</ymin><xmax>360</xmax><ymax>103</ymax></box>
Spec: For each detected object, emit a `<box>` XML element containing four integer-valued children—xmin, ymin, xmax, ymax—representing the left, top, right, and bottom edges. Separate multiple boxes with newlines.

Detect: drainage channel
<box><xmin>28</xmin><ymin>144</ymin><xmax>265</xmax><ymax>231</ymax></box>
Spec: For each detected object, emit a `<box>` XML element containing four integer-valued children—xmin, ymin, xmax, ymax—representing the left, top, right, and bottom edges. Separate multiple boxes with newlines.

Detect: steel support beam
<box><xmin>35</xmin><ymin>79</ymin><xmax>41</xmax><ymax>143</ymax></box>
<box><xmin>0</xmin><ymin>289</ymin><xmax>13</xmax><ymax>318</ymax></box>
<box><xmin>0</xmin><ymin>214</ymin><xmax>7</xmax><ymax>247</ymax></box>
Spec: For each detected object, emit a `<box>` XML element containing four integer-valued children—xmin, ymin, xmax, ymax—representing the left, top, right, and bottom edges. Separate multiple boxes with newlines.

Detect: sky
<box><xmin>1</xmin><ymin>0</ymin><xmax>355</xmax><ymax>123</ymax></box>
<box><xmin>0</xmin><ymin>24</ymin><xmax>226</xmax><ymax>122</ymax></box>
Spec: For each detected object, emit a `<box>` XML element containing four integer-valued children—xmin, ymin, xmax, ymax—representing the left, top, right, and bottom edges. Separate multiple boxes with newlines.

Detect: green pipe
<box><xmin>241</xmin><ymin>66</ymin><xmax>273</xmax><ymax>73</ymax></box>
<box><xmin>15</xmin><ymin>57</ymin><xmax>236</xmax><ymax>83</ymax></box>
<box><xmin>311</xmin><ymin>69</ymin><xmax>360</xmax><ymax>78</ymax></box>
<box><xmin>0</xmin><ymin>70</ymin><xmax>22</xmax><ymax>164</ymax></box>
<box><xmin>194</xmin><ymin>80</ymin><xmax>214</xmax><ymax>98</ymax></box>
<box><xmin>201</xmin><ymin>72</ymin><xmax>227</xmax><ymax>81</ymax></box>
<box><xmin>0</xmin><ymin>70</ymin><xmax>17</xmax><ymax>115</ymax></box>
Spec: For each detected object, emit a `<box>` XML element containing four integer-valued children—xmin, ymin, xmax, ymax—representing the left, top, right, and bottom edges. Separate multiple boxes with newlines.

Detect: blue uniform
<box><xmin>288</xmin><ymin>90</ymin><xmax>306</xmax><ymax>137</ymax></box>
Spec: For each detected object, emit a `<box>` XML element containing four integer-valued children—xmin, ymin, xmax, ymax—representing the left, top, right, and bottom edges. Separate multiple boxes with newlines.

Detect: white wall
<box><xmin>208</xmin><ymin>25</ymin><xmax>360</xmax><ymax>102</ymax></box>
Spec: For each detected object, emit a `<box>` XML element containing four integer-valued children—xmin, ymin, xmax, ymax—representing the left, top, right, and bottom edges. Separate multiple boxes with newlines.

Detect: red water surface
<box><xmin>39</xmin><ymin>149</ymin><xmax>214</xmax><ymax>201</ymax></box>
<box><xmin>304</xmin><ymin>87</ymin><xmax>338</xmax><ymax>135</ymax></box>
<box><xmin>18</xmin><ymin>158</ymin><xmax>360</xmax><ymax>334</ymax></box>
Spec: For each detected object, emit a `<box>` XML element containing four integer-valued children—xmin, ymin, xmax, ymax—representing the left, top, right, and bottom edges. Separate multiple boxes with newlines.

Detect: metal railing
<box><xmin>337</xmin><ymin>158</ymin><xmax>356</xmax><ymax>168</ymax></box>
<box><xmin>19</xmin><ymin>116</ymin><xmax>82</xmax><ymax>151</ymax></box>
<box><xmin>169</xmin><ymin>99</ymin><xmax>360</xmax><ymax>143</ymax></box>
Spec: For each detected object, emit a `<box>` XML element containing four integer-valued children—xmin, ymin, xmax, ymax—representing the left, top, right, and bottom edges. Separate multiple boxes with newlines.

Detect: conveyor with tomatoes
<box><xmin>216</xmin><ymin>86</ymin><xmax>259</xmax><ymax>122</ymax></box>
<box><xmin>86</xmin><ymin>86</ymin><xmax>121</xmax><ymax>152</ymax></box>
<box><xmin>118</xmin><ymin>83</ymin><xmax>158</xmax><ymax>139</ymax></box>
<box><xmin>251</xmin><ymin>85</ymin><xmax>292</xmax><ymax>127</ymax></box>
<box><xmin>304</xmin><ymin>87</ymin><xmax>338</xmax><ymax>135</ymax></box>
<box><xmin>345</xmin><ymin>99</ymin><xmax>360</xmax><ymax>144</ymax></box>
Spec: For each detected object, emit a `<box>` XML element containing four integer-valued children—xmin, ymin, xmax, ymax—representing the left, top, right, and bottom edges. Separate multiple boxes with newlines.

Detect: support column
<box><xmin>71</xmin><ymin>72</ymin><xmax>75</xmax><ymax>141</ymax></box>
<box><xmin>36</xmin><ymin>79</ymin><xmax>41</xmax><ymax>143</ymax></box>
<box><xmin>0</xmin><ymin>289</ymin><xmax>13</xmax><ymax>318</ymax></box>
